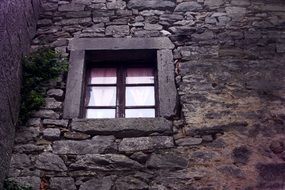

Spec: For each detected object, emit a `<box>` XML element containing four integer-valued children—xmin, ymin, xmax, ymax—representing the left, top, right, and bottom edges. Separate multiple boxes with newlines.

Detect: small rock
<box><xmin>204</xmin><ymin>0</ymin><xmax>224</xmax><ymax>9</ymax></box>
<box><xmin>50</xmin><ymin>177</ymin><xmax>76</xmax><ymax>190</ymax></box>
<box><xmin>43</xmin><ymin>128</ymin><xmax>61</xmax><ymax>140</ymax></box>
<box><xmin>270</xmin><ymin>140</ymin><xmax>284</xmax><ymax>154</ymax></box>
<box><xmin>14</xmin><ymin>127</ymin><xmax>40</xmax><ymax>144</ymax></box>
<box><xmin>43</xmin><ymin>119</ymin><xmax>69</xmax><ymax>128</ymax></box>
<box><xmin>33</xmin><ymin>110</ymin><xmax>60</xmax><ymax>119</ymax></box>
<box><xmin>70</xmin><ymin>154</ymin><xmax>143</xmax><ymax>171</ymax></box>
<box><xmin>44</xmin><ymin>98</ymin><xmax>62</xmax><ymax>110</ymax></box>
<box><xmin>64</xmin><ymin>132</ymin><xmax>90</xmax><ymax>140</ymax></box>
<box><xmin>232</xmin><ymin>146</ymin><xmax>251</xmax><ymax>165</ymax></box>
<box><xmin>218</xmin><ymin>165</ymin><xmax>245</xmax><ymax>178</ymax></box>
<box><xmin>47</xmin><ymin>89</ymin><xmax>64</xmax><ymax>99</ymax></box>
<box><xmin>36</xmin><ymin>152</ymin><xmax>67</xmax><ymax>171</ymax></box>
<box><xmin>58</xmin><ymin>3</ymin><xmax>85</xmax><ymax>12</ymax></box>
<box><xmin>147</xmin><ymin>153</ymin><xmax>188</xmax><ymax>170</ymax></box>
<box><xmin>107</xmin><ymin>0</ymin><xmax>126</xmax><ymax>9</ymax></box>
<box><xmin>79</xmin><ymin>176</ymin><xmax>113</xmax><ymax>190</ymax></box>
<box><xmin>175</xmin><ymin>137</ymin><xmax>202</xmax><ymax>146</ymax></box>
<box><xmin>175</xmin><ymin>2</ymin><xmax>202</xmax><ymax>12</ymax></box>
<box><xmin>130</xmin><ymin>152</ymin><xmax>149</xmax><ymax>164</ymax></box>
<box><xmin>144</xmin><ymin>23</ymin><xmax>163</xmax><ymax>30</ymax></box>
<box><xmin>105</xmin><ymin>25</ymin><xmax>129</xmax><ymax>37</ymax></box>
<box><xmin>127</xmin><ymin>0</ymin><xmax>176</xmax><ymax>10</ymax></box>
<box><xmin>10</xmin><ymin>154</ymin><xmax>32</xmax><ymax>169</ymax></box>
<box><xmin>27</xmin><ymin>118</ymin><xmax>41</xmax><ymax>127</ymax></box>
<box><xmin>119</xmin><ymin>136</ymin><xmax>174</xmax><ymax>152</ymax></box>
<box><xmin>114</xmin><ymin>176</ymin><xmax>148</xmax><ymax>190</ymax></box>
<box><xmin>14</xmin><ymin>144</ymin><xmax>45</xmax><ymax>154</ymax></box>
<box><xmin>202</xmin><ymin>135</ymin><xmax>214</xmax><ymax>142</ymax></box>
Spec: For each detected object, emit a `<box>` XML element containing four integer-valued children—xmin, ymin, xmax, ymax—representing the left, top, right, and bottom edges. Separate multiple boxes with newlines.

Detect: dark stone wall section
<box><xmin>0</xmin><ymin>0</ymin><xmax>40</xmax><ymax>188</ymax></box>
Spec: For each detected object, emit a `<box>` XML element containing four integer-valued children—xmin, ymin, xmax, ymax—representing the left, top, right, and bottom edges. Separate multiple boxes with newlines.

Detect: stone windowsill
<box><xmin>71</xmin><ymin>117</ymin><xmax>173</xmax><ymax>138</ymax></box>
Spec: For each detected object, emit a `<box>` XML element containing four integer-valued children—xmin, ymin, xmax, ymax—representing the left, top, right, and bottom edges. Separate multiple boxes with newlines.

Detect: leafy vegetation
<box><xmin>4</xmin><ymin>179</ymin><xmax>32</xmax><ymax>190</ymax></box>
<box><xmin>19</xmin><ymin>48</ymin><xmax>68</xmax><ymax>125</ymax></box>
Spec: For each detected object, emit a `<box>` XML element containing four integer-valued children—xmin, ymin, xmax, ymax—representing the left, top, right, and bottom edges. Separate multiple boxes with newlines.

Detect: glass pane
<box><xmin>125</xmin><ymin>109</ymin><xmax>155</xmax><ymax>118</ymax></box>
<box><xmin>89</xmin><ymin>68</ymin><xmax>116</xmax><ymax>84</ymax></box>
<box><xmin>86</xmin><ymin>87</ymin><xmax>116</xmax><ymax>106</ymax></box>
<box><xmin>86</xmin><ymin>109</ymin><xmax>115</xmax><ymax>118</ymax></box>
<box><xmin>126</xmin><ymin>68</ymin><xmax>154</xmax><ymax>84</ymax></box>
<box><xmin>126</xmin><ymin>86</ymin><xmax>155</xmax><ymax>106</ymax></box>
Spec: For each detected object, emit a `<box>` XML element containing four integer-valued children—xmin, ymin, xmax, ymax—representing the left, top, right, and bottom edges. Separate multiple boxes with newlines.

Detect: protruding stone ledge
<box><xmin>71</xmin><ymin>118</ymin><xmax>173</xmax><ymax>138</ymax></box>
<box><xmin>119</xmin><ymin>136</ymin><xmax>174</xmax><ymax>153</ymax></box>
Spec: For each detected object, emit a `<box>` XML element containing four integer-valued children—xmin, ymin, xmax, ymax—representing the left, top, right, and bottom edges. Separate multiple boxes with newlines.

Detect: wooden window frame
<box><xmin>83</xmin><ymin>61</ymin><xmax>159</xmax><ymax>118</ymax></box>
<box><xmin>63</xmin><ymin>37</ymin><xmax>177</xmax><ymax>119</ymax></box>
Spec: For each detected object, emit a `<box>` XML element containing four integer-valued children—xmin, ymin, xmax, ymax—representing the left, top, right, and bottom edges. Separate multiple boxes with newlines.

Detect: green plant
<box><xmin>19</xmin><ymin>48</ymin><xmax>68</xmax><ymax>125</ymax></box>
<box><xmin>3</xmin><ymin>179</ymin><xmax>32</xmax><ymax>190</ymax></box>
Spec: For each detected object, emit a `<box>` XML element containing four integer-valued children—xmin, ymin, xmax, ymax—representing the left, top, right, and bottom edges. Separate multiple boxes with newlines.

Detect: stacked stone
<box><xmin>8</xmin><ymin>0</ymin><xmax>285</xmax><ymax>189</ymax></box>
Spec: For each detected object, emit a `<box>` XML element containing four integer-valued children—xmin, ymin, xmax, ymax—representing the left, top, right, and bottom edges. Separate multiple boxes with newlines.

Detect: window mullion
<box><xmin>117</xmin><ymin>64</ymin><xmax>125</xmax><ymax>118</ymax></box>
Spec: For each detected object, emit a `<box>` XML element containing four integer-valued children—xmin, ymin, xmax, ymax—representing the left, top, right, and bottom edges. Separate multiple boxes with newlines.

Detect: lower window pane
<box><xmin>86</xmin><ymin>109</ymin><xmax>115</xmax><ymax>119</ymax></box>
<box><xmin>125</xmin><ymin>109</ymin><xmax>155</xmax><ymax>118</ymax></box>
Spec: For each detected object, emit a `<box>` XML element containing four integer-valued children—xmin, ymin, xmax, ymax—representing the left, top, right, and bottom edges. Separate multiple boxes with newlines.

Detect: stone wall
<box><xmin>0</xmin><ymin>0</ymin><xmax>40</xmax><ymax>188</ymax></box>
<box><xmin>8</xmin><ymin>0</ymin><xmax>285</xmax><ymax>189</ymax></box>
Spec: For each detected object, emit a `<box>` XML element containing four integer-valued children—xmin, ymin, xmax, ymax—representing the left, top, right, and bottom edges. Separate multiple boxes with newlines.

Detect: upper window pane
<box><xmin>89</xmin><ymin>68</ymin><xmax>117</xmax><ymax>84</ymax></box>
<box><xmin>86</xmin><ymin>87</ymin><xmax>116</xmax><ymax>106</ymax></box>
<box><xmin>126</xmin><ymin>68</ymin><xmax>154</xmax><ymax>84</ymax></box>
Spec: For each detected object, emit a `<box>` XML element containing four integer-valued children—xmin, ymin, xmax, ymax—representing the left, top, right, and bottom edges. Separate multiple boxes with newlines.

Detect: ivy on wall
<box><xmin>3</xmin><ymin>179</ymin><xmax>32</xmax><ymax>190</ymax></box>
<box><xmin>19</xmin><ymin>48</ymin><xmax>68</xmax><ymax>125</ymax></box>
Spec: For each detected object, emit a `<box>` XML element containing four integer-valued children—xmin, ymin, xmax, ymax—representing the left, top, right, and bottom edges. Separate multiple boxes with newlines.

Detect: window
<box><xmin>64</xmin><ymin>37</ymin><xmax>177</xmax><ymax>119</ymax></box>
<box><xmin>84</xmin><ymin>50</ymin><xmax>158</xmax><ymax>118</ymax></box>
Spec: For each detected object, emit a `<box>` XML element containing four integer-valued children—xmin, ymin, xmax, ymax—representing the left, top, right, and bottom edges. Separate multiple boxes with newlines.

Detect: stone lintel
<box><xmin>68</xmin><ymin>37</ymin><xmax>175</xmax><ymax>51</ymax></box>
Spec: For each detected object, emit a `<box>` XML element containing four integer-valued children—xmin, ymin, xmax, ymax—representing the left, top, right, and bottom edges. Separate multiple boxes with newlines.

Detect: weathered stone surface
<box><xmin>50</xmin><ymin>177</ymin><xmax>76</xmax><ymax>190</ymax></box>
<box><xmin>43</xmin><ymin>119</ymin><xmax>69</xmax><ymax>127</ymax></box>
<box><xmin>44</xmin><ymin>98</ymin><xmax>62</xmax><ymax>110</ymax></box>
<box><xmin>64</xmin><ymin>131</ymin><xmax>90</xmax><ymax>140</ymax></box>
<box><xmin>56</xmin><ymin>18</ymin><xmax>92</xmax><ymax>26</ymax></box>
<box><xmin>130</xmin><ymin>152</ymin><xmax>149</xmax><ymax>164</ymax></box>
<box><xmin>33</xmin><ymin>110</ymin><xmax>60</xmax><ymax>119</ymax></box>
<box><xmin>175</xmin><ymin>137</ymin><xmax>203</xmax><ymax>146</ymax></box>
<box><xmin>232</xmin><ymin>146</ymin><xmax>251</xmax><ymax>165</ymax></box>
<box><xmin>144</xmin><ymin>23</ymin><xmax>163</xmax><ymax>31</ymax></box>
<box><xmin>175</xmin><ymin>2</ymin><xmax>202</xmax><ymax>12</ymax></box>
<box><xmin>14</xmin><ymin>127</ymin><xmax>40</xmax><ymax>144</ymax></box>
<box><xmin>14</xmin><ymin>144</ymin><xmax>45</xmax><ymax>154</ymax></box>
<box><xmin>10</xmin><ymin>154</ymin><xmax>31</xmax><ymax>169</ymax></box>
<box><xmin>114</xmin><ymin>176</ymin><xmax>148</xmax><ymax>190</ymax></box>
<box><xmin>225</xmin><ymin>6</ymin><xmax>247</xmax><ymax>19</ymax></box>
<box><xmin>204</xmin><ymin>0</ymin><xmax>224</xmax><ymax>9</ymax></box>
<box><xmin>27</xmin><ymin>118</ymin><xmax>41</xmax><ymax>127</ymax></box>
<box><xmin>119</xmin><ymin>136</ymin><xmax>174</xmax><ymax>152</ymax></box>
<box><xmin>53</xmin><ymin>136</ymin><xmax>115</xmax><ymax>154</ymax></box>
<box><xmin>47</xmin><ymin>89</ymin><xmax>64</xmax><ymax>98</ymax></box>
<box><xmin>71</xmin><ymin>118</ymin><xmax>172</xmax><ymax>137</ymax></box>
<box><xmin>70</xmin><ymin>154</ymin><xmax>143</xmax><ymax>171</ymax></box>
<box><xmin>107</xmin><ymin>0</ymin><xmax>126</xmax><ymax>9</ymax></box>
<box><xmin>105</xmin><ymin>25</ymin><xmax>130</xmax><ymax>37</ymax></box>
<box><xmin>218</xmin><ymin>165</ymin><xmax>244</xmax><ymax>178</ymax></box>
<box><xmin>58</xmin><ymin>3</ymin><xmax>85</xmax><ymax>12</ymax></box>
<box><xmin>127</xmin><ymin>0</ymin><xmax>176</xmax><ymax>10</ymax></box>
<box><xmin>269</xmin><ymin>140</ymin><xmax>284</xmax><ymax>154</ymax></box>
<box><xmin>35</xmin><ymin>152</ymin><xmax>67</xmax><ymax>171</ymax></box>
<box><xmin>79</xmin><ymin>177</ymin><xmax>113</xmax><ymax>190</ymax></box>
<box><xmin>146</xmin><ymin>153</ymin><xmax>188</xmax><ymax>169</ymax></box>
<box><xmin>43</xmin><ymin>128</ymin><xmax>61</xmax><ymax>140</ymax></box>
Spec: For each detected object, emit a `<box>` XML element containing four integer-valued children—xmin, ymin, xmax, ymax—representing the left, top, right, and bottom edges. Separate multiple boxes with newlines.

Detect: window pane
<box><xmin>86</xmin><ymin>87</ymin><xmax>116</xmax><ymax>106</ymax></box>
<box><xmin>89</xmin><ymin>68</ymin><xmax>117</xmax><ymax>84</ymax></box>
<box><xmin>125</xmin><ymin>109</ymin><xmax>155</xmax><ymax>118</ymax></box>
<box><xmin>126</xmin><ymin>86</ymin><xmax>155</xmax><ymax>106</ymax></box>
<box><xmin>86</xmin><ymin>109</ymin><xmax>115</xmax><ymax>118</ymax></box>
<box><xmin>126</xmin><ymin>68</ymin><xmax>154</xmax><ymax>84</ymax></box>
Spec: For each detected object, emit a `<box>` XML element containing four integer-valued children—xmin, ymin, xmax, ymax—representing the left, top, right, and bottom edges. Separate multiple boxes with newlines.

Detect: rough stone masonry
<box><xmin>6</xmin><ymin>0</ymin><xmax>285</xmax><ymax>190</ymax></box>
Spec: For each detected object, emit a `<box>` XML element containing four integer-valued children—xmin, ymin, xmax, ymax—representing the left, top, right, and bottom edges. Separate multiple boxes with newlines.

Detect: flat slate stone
<box><xmin>53</xmin><ymin>136</ymin><xmax>115</xmax><ymax>154</ymax></box>
<box><xmin>50</xmin><ymin>177</ymin><xmax>76</xmax><ymax>190</ymax></box>
<box><xmin>70</xmin><ymin>154</ymin><xmax>143</xmax><ymax>171</ymax></box>
<box><xmin>71</xmin><ymin>118</ymin><xmax>172</xmax><ymax>138</ymax></box>
<box><xmin>119</xmin><ymin>136</ymin><xmax>174</xmax><ymax>152</ymax></box>
<box><xmin>79</xmin><ymin>177</ymin><xmax>113</xmax><ymax>190</ymax></box>
<box><xmin>35</xmin><ymin>152</ymin><xmax>67</xmax><ymax>171</ymax></box>
<box><xmin>127</xmin><ymin>0</ymin><xmax>176</xmax><ymax>10</ymax></box>
<box><xmin>43</xmin><ymin>119</ymin><xmax>69</xmax><ymax>127</ymax></box>
<box><xmin>146</xmin><ymin>153</ymin><xmax>188</xmax><ymax>169</ymax></box>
